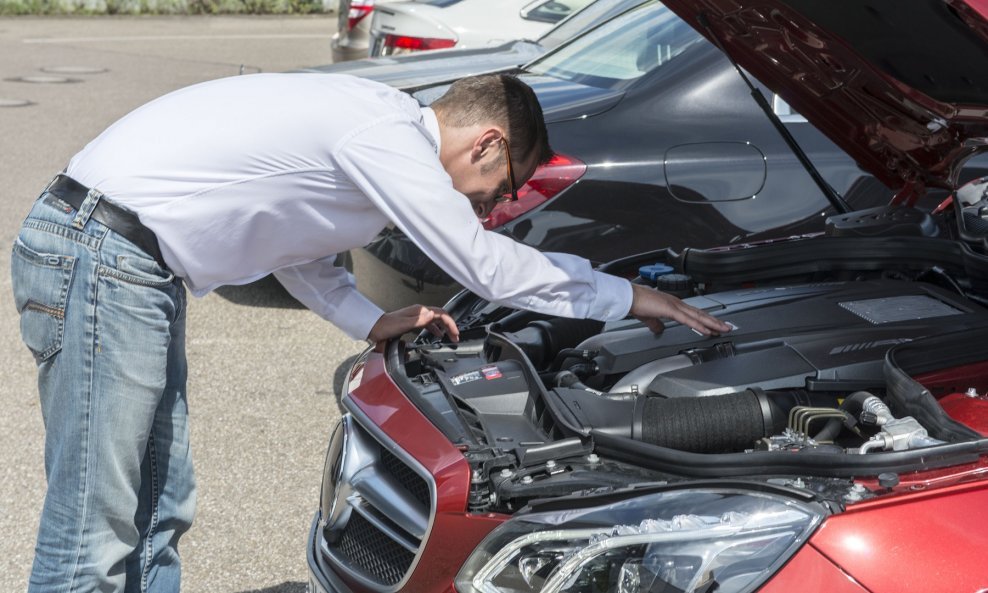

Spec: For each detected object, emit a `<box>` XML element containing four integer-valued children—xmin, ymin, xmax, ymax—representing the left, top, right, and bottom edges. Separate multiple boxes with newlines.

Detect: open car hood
<box><xmin>660</xmin><ymin>0</ymin><xmax>988</xmax><ymax>197</ymax></box>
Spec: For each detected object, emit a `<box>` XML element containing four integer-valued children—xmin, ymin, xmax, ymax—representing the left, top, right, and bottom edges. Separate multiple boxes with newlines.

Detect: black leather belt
<box><xmin>45</xmin><ymin>174</ymin><xmax>166</xmax><ymax>268</ymax></box>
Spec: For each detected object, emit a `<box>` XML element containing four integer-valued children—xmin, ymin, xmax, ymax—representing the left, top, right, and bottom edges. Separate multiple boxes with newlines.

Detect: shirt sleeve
<box><xmin>332</xmin><ymin>115</ymin><xmax>633</xmax><ymax>322</ymax></box>
<box><xmin>273</xmin><ymin>256</ymin><xmax>385</xmax><ymax>340</ymax></box>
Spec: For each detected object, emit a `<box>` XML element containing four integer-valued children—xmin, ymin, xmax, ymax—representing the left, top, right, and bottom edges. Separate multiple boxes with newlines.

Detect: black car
<box><xmin>341</xmin><ymin>0</ymin><xmax>913</xmax><ymax>311</ymax></box>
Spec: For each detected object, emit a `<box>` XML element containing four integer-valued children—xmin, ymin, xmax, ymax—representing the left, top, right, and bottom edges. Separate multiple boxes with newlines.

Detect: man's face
<box><xmin>456</xmin><ymin>136</ymin><xmax>536</xmax><ymax>220</ymax></box>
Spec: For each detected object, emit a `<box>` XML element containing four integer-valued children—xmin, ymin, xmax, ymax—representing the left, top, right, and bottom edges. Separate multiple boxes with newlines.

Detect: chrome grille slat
<box><xmin>347</xmin><ymin>496</ymin><xmax>420</xmax><ymax>552</ymax></box>
<box><xmin>350</xmin><ymin>467</ymin><xmax>428</xmax><ymax>539</ymax></box>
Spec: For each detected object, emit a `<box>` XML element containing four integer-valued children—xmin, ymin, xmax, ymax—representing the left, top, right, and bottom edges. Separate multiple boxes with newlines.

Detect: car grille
<box><xmin>337</xmin><ymin>512</ymin><xmax>415</xmax><ymax>586</ymax></box>
<box><xmin>380</xmin><ymin>448</ymin><xmax>431</xmax><ymax>508</ymax></box>
<box><xmin>320</xmin><ymin>413</ymin><xmax>435</xmax><ymax>591</ymax></box>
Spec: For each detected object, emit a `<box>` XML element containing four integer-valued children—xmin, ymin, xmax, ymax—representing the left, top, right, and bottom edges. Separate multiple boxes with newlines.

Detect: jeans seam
<box><xmin>68</xmin><ymin>258</ymin><xmax>99</xmax><ymax>592</ymax></box>
<box><xmin>141</xmin><ymin>435</ymin><xmax>161</xmax><ymax>593</ymax></box>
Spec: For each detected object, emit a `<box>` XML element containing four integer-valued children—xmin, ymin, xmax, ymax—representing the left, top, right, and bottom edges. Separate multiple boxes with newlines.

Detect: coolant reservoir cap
<box><xmin>655</xmin><ymin>273</ymin><xmax>693</xmax><ymax>293</ymax></box>
<box><xmin>639</xmin><ymin>263</ymin><xmax>674</xmax><ymax>282</ymax></box>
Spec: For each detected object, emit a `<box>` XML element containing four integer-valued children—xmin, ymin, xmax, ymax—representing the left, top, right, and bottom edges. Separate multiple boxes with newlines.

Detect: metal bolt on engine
<box><xmin>545</xmin><ymin>460</ymin><xmax>557</xmax><ymax>469</ymax></box>
<box><xmin>846</xmin><ymin>482</ymin><xmax>869</xmax><ymax>502</ymax></box>
<box><xmin>520</xmin><ymin>475</ymin><xmax>534</xmax><ymax>484</ymax></box>
<box><xmin>587</xmin><ymin>453</ymin><xmax>600</xmax><ymax>464</ymax></box>
<box><xmin>967</xmin><ymin>387</ymin><xmax>980</xmax><ymax>398</ymax></box>
<box><xmin>499</xmin><ymin>468</ymin><xmax>513</xmax><ymax>478</ymax></box>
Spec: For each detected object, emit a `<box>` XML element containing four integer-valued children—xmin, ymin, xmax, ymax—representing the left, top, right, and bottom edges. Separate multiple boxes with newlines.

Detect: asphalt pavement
<box><xmin>0</xmin><ymin>15</ymin><xmax>368</xmax><ymax>593</ymax></box>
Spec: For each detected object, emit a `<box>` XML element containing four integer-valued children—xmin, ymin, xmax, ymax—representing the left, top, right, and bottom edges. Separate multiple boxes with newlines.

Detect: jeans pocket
<box><xmin>11</xmin><ymin>238</ymin><xmax>77</xmax><ymax>363</ymax></box>
<box><xmin>102</xmin><ymin>253</ymin><xmax>174</xmax><ymax>287</ymax></box>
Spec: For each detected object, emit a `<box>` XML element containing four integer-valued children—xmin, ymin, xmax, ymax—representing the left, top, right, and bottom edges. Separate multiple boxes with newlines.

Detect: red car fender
<box><xmin>759</xmin><ymin>545</ymin><xmax>870</xmax><ymax>593</ymax></box>
<box><xmin>808</xmin><ymin>482</ymin><xmax>988</xmax><ymax>593</ymax></box>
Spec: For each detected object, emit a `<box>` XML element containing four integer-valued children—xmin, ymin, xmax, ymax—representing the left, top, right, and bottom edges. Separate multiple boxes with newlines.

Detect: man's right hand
<box><xmin>629</xmin><ymin>283</ymin><xmax>731</xmax><ymax>336</ymax></box>
<box><xmin>368</xmin><ymin>305</ymin><xmax>460</xmax><ymax>344</ymax></box>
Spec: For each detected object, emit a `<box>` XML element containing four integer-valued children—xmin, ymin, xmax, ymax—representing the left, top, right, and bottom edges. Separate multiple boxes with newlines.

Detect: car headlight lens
<box><xmin>455</xmin><ymin>489</ymin><xmax>824</xmax><ymax>593</ymax></box>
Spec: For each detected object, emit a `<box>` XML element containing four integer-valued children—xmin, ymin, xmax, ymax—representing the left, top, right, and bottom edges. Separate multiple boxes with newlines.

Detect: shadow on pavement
<box><xmin>213</xmin><ymin>274</ymin><xmax>304</xmax><ymax>309</ymax></box>
<box><xmin>238</xmin><ymin>582</ymin><xmax>306</xmax><ymax>593</ymax></box>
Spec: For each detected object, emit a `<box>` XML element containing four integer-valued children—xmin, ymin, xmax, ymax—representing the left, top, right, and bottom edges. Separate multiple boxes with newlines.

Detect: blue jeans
<box><xmin>11</xmin><ymin>188</ymin><xmax>195</xmax><ymax>593</ymax></box>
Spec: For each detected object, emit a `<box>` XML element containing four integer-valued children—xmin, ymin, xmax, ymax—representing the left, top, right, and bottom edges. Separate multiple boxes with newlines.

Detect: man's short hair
<box><xmin>431</xmin><ymin>74</ymin><xmax>553</xmax><ymax>167</ymax></box>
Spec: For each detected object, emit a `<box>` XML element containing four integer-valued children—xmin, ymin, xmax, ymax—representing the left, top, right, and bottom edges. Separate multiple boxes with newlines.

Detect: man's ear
<box><xmin>470</xmin><ymin>128</ymin><xmax>505</xmax><ymax>163</ymax></box>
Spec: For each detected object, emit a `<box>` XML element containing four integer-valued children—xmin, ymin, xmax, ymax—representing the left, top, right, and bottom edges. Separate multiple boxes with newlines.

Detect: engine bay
<box><xmin>391</xmin><ymin>200</ymin><xmax>988</xmax><ymax>511</ymax></box>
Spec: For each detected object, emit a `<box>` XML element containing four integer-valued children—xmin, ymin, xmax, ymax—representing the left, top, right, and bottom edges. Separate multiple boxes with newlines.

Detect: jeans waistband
<box><xmin>44</xmin><ymin>174</ymin><xmax>166</xmax><ymax>268</ymax></box>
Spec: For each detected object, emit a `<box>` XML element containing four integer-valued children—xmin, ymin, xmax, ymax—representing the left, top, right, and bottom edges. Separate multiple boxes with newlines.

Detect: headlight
<box><xmin>455</xmin><ymin>488</ymin><xmax>824</xmax><ymax>593</ymax></box>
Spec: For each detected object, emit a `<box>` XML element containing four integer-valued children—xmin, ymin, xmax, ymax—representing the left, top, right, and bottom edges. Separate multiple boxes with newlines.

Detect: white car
<box><xmin>368</xmin><ymin>0</ymin><xmax>594</xmax><ymax>57</ymax></box>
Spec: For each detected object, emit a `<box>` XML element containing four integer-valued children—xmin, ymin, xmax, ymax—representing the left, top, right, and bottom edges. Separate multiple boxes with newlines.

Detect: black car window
<box><xmin>527</xmin><ymin>0</ymin><xmax>703</xmax><ymax>90</ymax></box>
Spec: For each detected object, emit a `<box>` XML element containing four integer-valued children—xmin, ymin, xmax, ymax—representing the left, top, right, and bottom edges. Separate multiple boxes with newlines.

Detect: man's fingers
<box><xmin>435</xmin><ymin>309</ymin><xmax>460</xmax><ymax>342</ymax></box>
<box><xmin>677</xmin><ymin>305</ymin><xmax>730</xmax><ymax>336</ymax></box>
<box><xmin>370</xmin><ymin>305</ymin><xmax>461</xmax><ymax>343</ymax></box>
<box><xmin>421</xmin><ymin>307</ymin><xmax>460</xmax><ymax>342</ymax></box>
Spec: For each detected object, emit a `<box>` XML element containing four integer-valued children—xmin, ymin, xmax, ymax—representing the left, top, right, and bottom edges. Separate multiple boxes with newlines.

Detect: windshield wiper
<box><xmin>698</xmin><ymin>12</ymin><xmax>851</xmax><ymax>214</ymax></box>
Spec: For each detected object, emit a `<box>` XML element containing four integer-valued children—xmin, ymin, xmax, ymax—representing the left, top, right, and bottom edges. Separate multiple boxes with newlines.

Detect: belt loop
<box><xmin>72</xmin><ymin>187</ymin><xmax>103</xmax><ymax>230</ymax></box>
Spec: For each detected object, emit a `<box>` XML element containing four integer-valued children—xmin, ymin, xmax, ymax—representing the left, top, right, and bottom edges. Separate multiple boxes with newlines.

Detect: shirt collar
<box><xmin>421</xmin><ymin>107</ymin><xmax>441</xmax><ymax>154</ymax></box>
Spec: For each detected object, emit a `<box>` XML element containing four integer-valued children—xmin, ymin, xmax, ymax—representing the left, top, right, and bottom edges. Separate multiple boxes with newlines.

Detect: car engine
<box><xmin>391</xmin><ymin>204</ymin><xmax>988</xmax><ymax>512</ymax></box>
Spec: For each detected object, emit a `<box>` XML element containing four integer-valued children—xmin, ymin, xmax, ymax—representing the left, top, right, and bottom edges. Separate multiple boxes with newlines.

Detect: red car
<box><xmin>307</xmin><ymin>1</ymin><xmax>988</xmax><ymax>592</ymax></box>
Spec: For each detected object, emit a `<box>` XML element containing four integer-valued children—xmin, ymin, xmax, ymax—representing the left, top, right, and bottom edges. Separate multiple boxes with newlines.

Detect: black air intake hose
<box><xmin>555</xmin><ymin>387</ymin><xmax>836</xmax><ymax>454</ymax></box>
<box><xmin>501</xmin><ymin>318</ymin><xmax>605</xmax><ymax>368</ymax></box>
<box><xmin>635</xmin><ymin>389</ymin><xmax>829</xmax><ymax>453</ymax></box>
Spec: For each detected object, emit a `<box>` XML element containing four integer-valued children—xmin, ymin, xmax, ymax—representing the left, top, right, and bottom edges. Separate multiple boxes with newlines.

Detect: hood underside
<box><xmin>660</xmin><ymin>0</ymin><xmax>988</xmax><ymax>193</ymax></box>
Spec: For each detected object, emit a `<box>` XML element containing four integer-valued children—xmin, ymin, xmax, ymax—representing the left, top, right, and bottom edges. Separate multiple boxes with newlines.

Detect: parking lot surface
<box><xmin>0</xmin><ymin>15</ymin><xmax>366</xmax><ymax>593</ymax></box>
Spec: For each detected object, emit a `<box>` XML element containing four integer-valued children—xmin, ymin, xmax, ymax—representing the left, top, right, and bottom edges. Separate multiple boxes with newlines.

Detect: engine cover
<box><xmin>583</xmin><ymin>279</ymin><xmax>988</xmax><ymax>397</ymax></box>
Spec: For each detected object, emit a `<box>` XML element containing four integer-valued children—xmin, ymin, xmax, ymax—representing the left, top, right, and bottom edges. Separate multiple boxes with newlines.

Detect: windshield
<box><xmin>538</xmin><ymin>0</ymin><xmax>647</xmax><ymax>50</ymax></box>
<box><xmin>528</xmin><ymin>0</ymin><xmax>704</xmax><ymax>90</ymax></box>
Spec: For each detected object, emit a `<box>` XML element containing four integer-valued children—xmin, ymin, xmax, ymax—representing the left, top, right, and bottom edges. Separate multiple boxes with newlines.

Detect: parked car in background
<box><xmin>368</xmin><ymin>0</ymin><xmax>595</xmax><ymax>57</ymax></box>
<box><xmin>308</xmin><ymin>2</ymin><xmax>988</xmax><ymax>592</ymax></box>
<box><xmin>332</xmin><ymin>0</ymin><xmax>595</xmax><ymax>62</ymax></box>
<box><xmin>345</xmin><ymin>0</ymin><xmax>934</xmax><ymax>311</ymax></box>
<box><xmin>310</xmin><ymin>0</ymin><xmax>643</xmax><ymax>89</ymax></box>
<box><xmin>332</xmin><ymin>0</ymin><xmax>376</xmax><ymax>62</ymax></box>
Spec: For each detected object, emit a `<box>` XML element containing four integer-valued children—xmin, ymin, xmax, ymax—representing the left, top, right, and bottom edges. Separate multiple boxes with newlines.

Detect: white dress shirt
<box><xmin>66</xmin><ymin>73</ymin><xmax>632</xmax><ymax>339</ymax></box>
